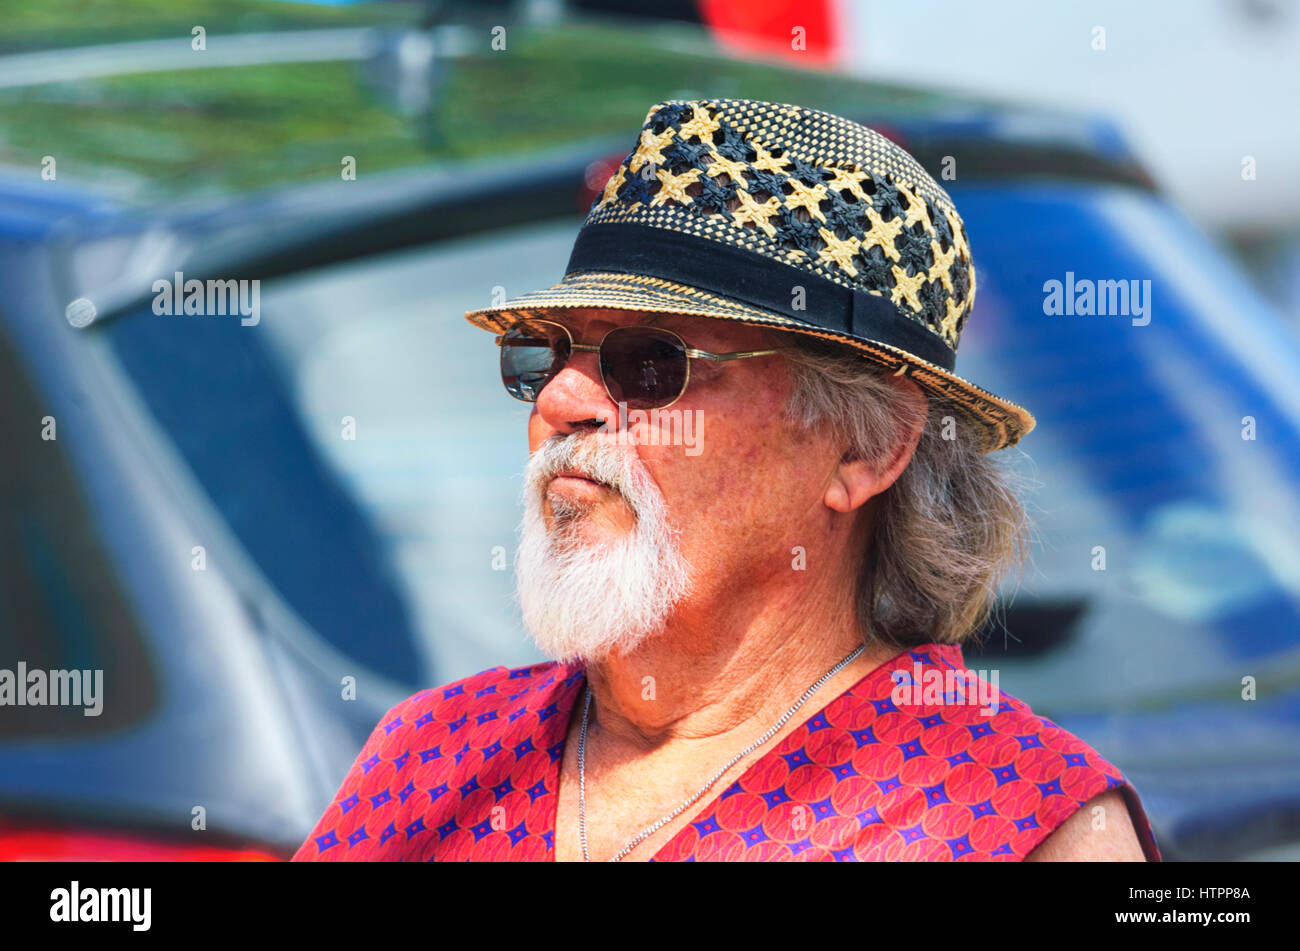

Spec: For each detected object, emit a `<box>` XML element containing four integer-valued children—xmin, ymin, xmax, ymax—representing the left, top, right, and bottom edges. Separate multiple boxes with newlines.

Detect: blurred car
<box><xmin>2</xmin><ymin>14</ymin><xmax>1299</xmax><ymax>861</ymax></box>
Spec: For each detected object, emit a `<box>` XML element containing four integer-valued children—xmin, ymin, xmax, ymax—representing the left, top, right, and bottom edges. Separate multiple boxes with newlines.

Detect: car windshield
<box><xmin>98</xmin><ymin>180</ymin><xmax>1300</xmax><ymax>706</ymax></box>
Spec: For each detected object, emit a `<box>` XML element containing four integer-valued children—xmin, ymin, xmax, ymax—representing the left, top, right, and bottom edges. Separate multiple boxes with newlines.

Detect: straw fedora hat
<box><xmin>465</xmin><ymin>98</ymin><xmax>1035</xmax><ymax>451</ymax></box>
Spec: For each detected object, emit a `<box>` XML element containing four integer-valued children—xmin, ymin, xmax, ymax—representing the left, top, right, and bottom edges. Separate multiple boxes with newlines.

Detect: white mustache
<box><xmin>526</xmin><ymin>433</ymin><xmax>647</xmax><ymax>516</ymax></box>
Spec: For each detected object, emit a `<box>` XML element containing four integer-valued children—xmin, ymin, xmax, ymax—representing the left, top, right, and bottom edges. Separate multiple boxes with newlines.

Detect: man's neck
<box><xmin>579</xmin><ymin>588</ymin><xmax>894</xmax><ymax>752</ymax></box>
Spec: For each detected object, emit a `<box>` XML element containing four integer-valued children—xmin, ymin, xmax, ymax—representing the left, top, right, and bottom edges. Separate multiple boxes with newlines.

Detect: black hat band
<box><xmin>565</xmin><ymin>222</ymin><xmax>958</xmax><ymax>372</ymax></box>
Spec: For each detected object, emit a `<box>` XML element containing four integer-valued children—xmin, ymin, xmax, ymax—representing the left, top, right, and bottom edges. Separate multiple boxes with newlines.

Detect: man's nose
<box><xmin>535</xmin><ymin>348</ymin><xmax>616</xmax><ymax>433</ymax></box>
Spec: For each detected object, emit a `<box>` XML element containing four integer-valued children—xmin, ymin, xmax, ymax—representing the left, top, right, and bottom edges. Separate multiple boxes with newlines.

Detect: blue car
<box><xmin>1</xmin><ymin>26</ymin><xmax>1298</xmax><ymax>861</ymax></box>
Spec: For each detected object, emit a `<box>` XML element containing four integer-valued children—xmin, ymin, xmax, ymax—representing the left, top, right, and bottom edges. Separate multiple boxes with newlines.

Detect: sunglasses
<box><xmin>496</xmin><ymin>318</ymin><xmax>785</xmax><ymax>410</ymax></box>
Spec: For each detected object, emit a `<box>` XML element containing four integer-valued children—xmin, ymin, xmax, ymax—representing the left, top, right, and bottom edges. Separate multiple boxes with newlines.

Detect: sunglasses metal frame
<box><xmin>495</xmin><ymin>317</ymin><xmax>786</xmax><ymax>410</ymax></box>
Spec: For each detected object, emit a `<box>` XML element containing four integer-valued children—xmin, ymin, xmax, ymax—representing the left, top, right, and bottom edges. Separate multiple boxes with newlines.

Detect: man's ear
<box><xmin>823</xmin><ymin>377</ymin><xmax>927</xmax><ymax>514</ymax></box>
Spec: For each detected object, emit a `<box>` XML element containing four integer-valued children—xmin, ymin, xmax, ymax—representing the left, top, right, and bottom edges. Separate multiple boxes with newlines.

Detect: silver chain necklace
<box><xmin>578</xmin><ymin>643</ymin><xmax>865</xmax><ymax>862</ymax></box>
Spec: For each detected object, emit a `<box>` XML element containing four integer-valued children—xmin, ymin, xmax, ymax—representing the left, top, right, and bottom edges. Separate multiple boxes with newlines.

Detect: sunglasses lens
<box><xmin>500</xmin><ymin>323</ymin><xmax>569</xmax><ymax>401</ymax></box>
<box><xmin>600</xmin><ymin>327</ymin><xmax>688</xmax><ymax>410</ymax></box>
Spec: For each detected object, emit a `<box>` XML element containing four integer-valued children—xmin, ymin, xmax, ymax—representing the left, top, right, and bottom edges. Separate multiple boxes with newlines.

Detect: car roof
<box><xmin>0</xmin><ymin>14</ymin><xmax>1150</xmax><ymax>209</ymax></box>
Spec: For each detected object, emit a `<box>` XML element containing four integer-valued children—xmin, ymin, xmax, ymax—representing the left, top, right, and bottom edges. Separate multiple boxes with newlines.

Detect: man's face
<box><xmin>515</xmin><ymin>307</ymin><xmax>847</xmax><ymax>662</ymax></box>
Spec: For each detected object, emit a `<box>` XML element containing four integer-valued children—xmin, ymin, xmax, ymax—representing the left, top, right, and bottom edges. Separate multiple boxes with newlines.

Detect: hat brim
<box><xmin>464</xmin><ymin>270</ymin><xmax>1035</xmax><ymax>452</ymax></box>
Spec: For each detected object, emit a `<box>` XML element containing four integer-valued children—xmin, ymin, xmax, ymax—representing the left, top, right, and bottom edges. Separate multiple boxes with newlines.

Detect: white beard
<box><xmin>515</xmin><ymin>433</ymin><xmax>692</xmax><ymax>664</ymax></box>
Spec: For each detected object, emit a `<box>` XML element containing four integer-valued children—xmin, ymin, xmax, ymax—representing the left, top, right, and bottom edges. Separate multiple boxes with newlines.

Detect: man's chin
<box><xmin>545</xmin><ymin>491</ymin><xmax>636</xmax><ymax>539</ymax></box>
<box><xmin>545</xmin><ymin>520</ymin><xmax>628</xmax><ymax>555</ymax></box>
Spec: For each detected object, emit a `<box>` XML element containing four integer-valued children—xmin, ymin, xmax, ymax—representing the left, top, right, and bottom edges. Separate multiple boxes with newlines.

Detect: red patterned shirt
<box><xmin>293</xmin><ymin>643</ymin><xmax>1161</xmax><ymax>861</ymax></box>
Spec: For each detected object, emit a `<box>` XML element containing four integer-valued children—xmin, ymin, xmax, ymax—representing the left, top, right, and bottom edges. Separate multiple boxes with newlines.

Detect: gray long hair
<box><xmin>777</xmin><ymin>334</ymin><xmax>1032</xmax><ymax>649</ymax></box>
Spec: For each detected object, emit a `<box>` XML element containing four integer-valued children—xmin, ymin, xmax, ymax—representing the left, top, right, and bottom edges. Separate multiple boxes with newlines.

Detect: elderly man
<box><xmin>294</xmin><ymin>99</ymin><xmax>1161</xmax><ymax>862</ymax></box>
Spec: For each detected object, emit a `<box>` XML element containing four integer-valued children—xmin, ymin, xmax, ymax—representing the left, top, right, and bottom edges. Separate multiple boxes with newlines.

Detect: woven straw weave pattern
<box><xmin>585</xmin><ymin>99</ymin><xmax>976</xmax><ymax>352</ymax></box>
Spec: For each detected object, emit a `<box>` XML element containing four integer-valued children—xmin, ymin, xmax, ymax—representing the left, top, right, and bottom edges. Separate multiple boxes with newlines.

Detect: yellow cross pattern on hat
<box><xmin>675</xmin><ymin>109</ymin><xmax>722</xmax><ymax>143</ymax></box>
<box><xmin>824</xmin><ymin>164</ymin><xmax>871</xmax><ymax>202</ymax></box>
<box><xmin>748</xmin><ymin>140</ymin><xmax>791</xmax><ymax>176</ymax></box>
<box><xmin>784</xmin><ymin>178</ymin><xmax>827</xmax><ymax>222</ymax></box>
<box><xmin>704</xmin><ymin>152</ymin><xmax>751</xmax><ymax>185</ymax></box>
<box><xmin>652</xmin><ymin>165</ymin><xmax>702</xmax><ymax>207</ymax></box>
<box><xmin>817</xmin><ymin>228</ymin><xmax>860</xmax><ymax>276</ymax></box>
<box><xmin>730</xmin><ymin>189</ymin><xmax>781</xmax><ymax>237</ymax></box>
<box><xmin>635</xmin><ymin>127</ymin><xmax>675</xmax><ymax>168</ymax></box>
<box><xmin>587</xmin><ymin>99</ymin><xmax>974</xmax><ymax>353</ymax></box>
